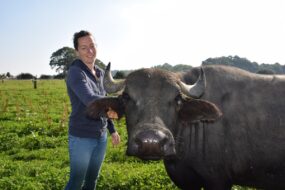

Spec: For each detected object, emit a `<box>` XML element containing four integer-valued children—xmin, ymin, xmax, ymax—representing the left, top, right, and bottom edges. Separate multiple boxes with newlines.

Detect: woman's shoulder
<box><xmin>68</xmin><ymin>65</ymin><xmax>84</xmax><ymax>76</ymax></box>
<box><xmin>69</xmin><ymin>59</ymin><xmax>83</xmax><ymax>69</ymax></box>
<box><xmin>69</xmin><ymin>59</ymin><xmax>86</xmax><ymax>73</ymax></box>
<box><xmin>67</xmin><ymin>61</ymin><xmax>87</xmax><ymax>82</ymax></box>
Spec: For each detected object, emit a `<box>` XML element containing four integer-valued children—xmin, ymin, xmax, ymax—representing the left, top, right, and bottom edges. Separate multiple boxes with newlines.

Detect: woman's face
<box><xmin>76</xmin><ymin>35</ymin><xmax>97</xmax><ymax>66</ymax></box>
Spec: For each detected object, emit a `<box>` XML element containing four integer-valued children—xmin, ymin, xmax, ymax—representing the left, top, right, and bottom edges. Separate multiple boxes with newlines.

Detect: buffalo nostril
<box><xmin>141</xmin><ymin>138</ymin><xmax>159</xmax><ymax>145</ymax></box>
<box><xmin>136</xmin><ymin>130</ymin><xmax>166</xmax><ymax>142</ymax></box>
<box><xmin>134</xmin><ymin>130</ymin><xmax>169</xmax><ymax>157</ymax></box>
<box><xmin>135</xmin><ymin>131</ymin><xmax>164</xmax><ymax>147</ymax></box>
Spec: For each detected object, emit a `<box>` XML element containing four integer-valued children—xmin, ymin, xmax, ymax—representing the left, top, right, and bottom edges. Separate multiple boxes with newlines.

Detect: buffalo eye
<box><xmin>175</xmin><ymin>94</ymin><xmax>183</xmax><ymax>108</ymax></box>
<box><xmin>122</xmin><ymin>92</ymin><xmax>131</xmax><ymax>102</ymax></box>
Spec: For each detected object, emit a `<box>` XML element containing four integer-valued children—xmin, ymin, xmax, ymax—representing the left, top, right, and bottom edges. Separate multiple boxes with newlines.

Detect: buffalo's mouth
<box><xmin>126</xmin><ymin>129</ymin><xmax>176</xmax><ymax>161</ymax></box>
<box><xmin>136</xmin><ymin>153</ymin><xmax>177</xmax><ymax>161</ymax></box>
<box><xmin>138</xmin><ymin>155</ymin><xmax>164</xmax><ymax>161</ymax></box>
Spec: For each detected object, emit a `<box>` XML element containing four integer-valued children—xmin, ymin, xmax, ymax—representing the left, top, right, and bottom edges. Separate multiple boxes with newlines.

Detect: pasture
<box><xmin>0</xmin><ymin>80</ymin><xmax>254</xmax><ymax>190</ymax></box>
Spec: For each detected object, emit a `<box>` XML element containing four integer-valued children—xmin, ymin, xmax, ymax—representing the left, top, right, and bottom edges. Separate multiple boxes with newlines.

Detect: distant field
<box><xmin>0</xmin><ymin>80</ymin><xmax>254</xmax><ymax>190</ymax></box>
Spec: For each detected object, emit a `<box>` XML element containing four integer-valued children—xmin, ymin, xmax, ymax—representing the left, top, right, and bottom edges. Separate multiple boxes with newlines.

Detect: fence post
<box><xmin>33</xmin><ymin>77</ymin><xmax>37</xmax><ymax>89</ymax></box>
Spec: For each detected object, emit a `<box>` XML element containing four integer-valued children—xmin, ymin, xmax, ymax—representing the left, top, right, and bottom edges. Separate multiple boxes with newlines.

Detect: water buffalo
<box><xmin>87</xmin><ymin>63</ymin><xmax>285</xmax><ymax>190</ymax></box>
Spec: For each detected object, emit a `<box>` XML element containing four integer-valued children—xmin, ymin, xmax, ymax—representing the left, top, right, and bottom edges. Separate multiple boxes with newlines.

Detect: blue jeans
<box><xmin>65</xmin><ymin>133</ymin><xmax>107</xmax><ymax>190</ymax></box>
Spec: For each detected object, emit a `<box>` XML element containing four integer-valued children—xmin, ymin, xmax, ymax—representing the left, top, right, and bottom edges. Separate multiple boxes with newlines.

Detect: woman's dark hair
<box><xmin>73</xmin><ymin>30</ymin><xmax>92</xmax><ymax>50</ymax></box>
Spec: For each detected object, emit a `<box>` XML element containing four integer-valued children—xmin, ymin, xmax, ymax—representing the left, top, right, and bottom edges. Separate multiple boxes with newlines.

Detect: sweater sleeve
<box><xmin>66</xmin><ymin>66</ymin><xmax>104</xmax><ymax>106</ymax></box>
<box><xmin>107</xmin><ymin>119</ymin><xmax>116</xmax><ymax>134</ymax></box>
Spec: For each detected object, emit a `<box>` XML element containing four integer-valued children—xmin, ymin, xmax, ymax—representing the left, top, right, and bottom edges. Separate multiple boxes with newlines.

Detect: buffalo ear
<box><xmin>86</xmin><ymin>97</ymin><xmax>125</xmax><ymax>119</ymax></box>
<box><xmin>178</xmin><ymin>97</ymin><xmax>222</xmax><ymax>123</ymax></box>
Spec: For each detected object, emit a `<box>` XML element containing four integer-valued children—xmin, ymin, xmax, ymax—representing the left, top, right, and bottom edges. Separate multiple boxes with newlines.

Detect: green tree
<box><xmin>113</xmin><ymin>71</ymin><xmax>126</xmax><ymax>79</ymax></box>
<box><xmin>16</xmin><ymin>73</ymin><xmax>35</xmax><ymax>79</ymax></box>
<box><xmin>6</xmin><ymin>72</ymin><xmax>11</xmax><ymax>78</ymax></box>
<box><xmin>257</xmin><ymin>68</ymin><xmax>275</xmax><ymax>75</ymax></box>
<box><xmin>202</xmin><ymin>55</ymin><xmax>259</xmax><ymax>72</ymax></box>
<box><xmin>0</xmin><ymin>73</ymin><xmax>5</xmax><ymax>80</ymax></box>
<box><xmin>153</xmin><ymin>63</ymin><xmax>192</xmax><ymax>72</ymax></box>
<box><xmin>49</xmin><ymin>47</ymin><xmax>77</xmax><ymax>76</ymax></box>
<box><xmin>173</xmin><ymin>64</ymin><xmax>192</xmax><ymax>72</ymax></box>
<box><xmin>259</xmin><ymin>62</ymin><xmax>283</xmax><ymax>74</ymax></box>
<box><xmin>154</xmin><ymin>63</ymin><xmax>173</xmax><ymax>71</ymax></box>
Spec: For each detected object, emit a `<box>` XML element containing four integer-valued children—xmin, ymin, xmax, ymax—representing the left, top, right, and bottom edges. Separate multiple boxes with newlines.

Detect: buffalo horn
<box><xmin>179</xmin><ymin>67</ymin><xmax>206</xmax><ymax>98</ymax></box>
<box><xmin>103</xmin><ymin>62</ymin><xmax>126</xmax><ymax>93</ymax></box>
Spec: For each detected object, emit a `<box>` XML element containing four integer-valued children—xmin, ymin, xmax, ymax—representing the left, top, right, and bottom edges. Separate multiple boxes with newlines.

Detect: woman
<box><xmin>65</xmin><ymin>30</ymin><xmax>120</xmax><ymax>190</ymax></box>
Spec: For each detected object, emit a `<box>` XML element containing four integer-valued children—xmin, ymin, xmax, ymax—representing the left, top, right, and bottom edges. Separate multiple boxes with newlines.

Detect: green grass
<box><xmin>0</xmin><ymin>80</ymin><xmax>177</xmax><ymax>190</ymax></box>
<box><xmin>0</xmin><ymin>80</ymin><xmax>255</xmax><ymax>189</ymax></box>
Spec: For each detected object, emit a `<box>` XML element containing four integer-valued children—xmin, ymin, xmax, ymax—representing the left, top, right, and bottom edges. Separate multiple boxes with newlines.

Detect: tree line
<box><xmin>154</xmin><ymin>56</ymin><xmax>285</xmax><ymax>75</ymax></box>
<box><xmin>48</xmin><ymin>47</ymin><xmax>285</xmax><ymax>77</ymax></box>
<box><xmin>2</xmin><ymin>47</ymin><xmax>284</xmax><ymax>80</ymax></box>
<box><xmin>202</xmin><ymin>55</ymin><xmax>285</xmax><ymax>74</ymax></box>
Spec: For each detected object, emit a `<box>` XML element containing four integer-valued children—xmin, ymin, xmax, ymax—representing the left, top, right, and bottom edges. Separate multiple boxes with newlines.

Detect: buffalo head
<box><xmin>87</xmin><ymin>63</ymin><xmax>222</xmax><ymax>160</ymax></box>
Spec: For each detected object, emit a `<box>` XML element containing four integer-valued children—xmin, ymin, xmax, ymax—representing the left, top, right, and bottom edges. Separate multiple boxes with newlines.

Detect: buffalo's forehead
<box><xmin>126</xmin><ymin>69</ymin><xmax>179</xmax><ymax>97</ymax></box>
<box><xmin>127</xmin><ymin>69</ymin><xmax>178</xmax><ymax>86</ymax></box>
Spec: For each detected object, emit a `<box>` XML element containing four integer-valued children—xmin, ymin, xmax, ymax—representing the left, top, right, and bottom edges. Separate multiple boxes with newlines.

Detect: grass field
<box><xmin>0</xmin><ymin>80</ymin><xmax>254</xmax><ymax>190</ymax></box>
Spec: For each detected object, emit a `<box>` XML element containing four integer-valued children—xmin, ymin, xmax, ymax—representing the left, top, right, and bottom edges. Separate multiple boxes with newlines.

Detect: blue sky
<box><xmin>1</xmin><ymin>0</ymin><xmax>284</xmax><ymax>76</ymax></box>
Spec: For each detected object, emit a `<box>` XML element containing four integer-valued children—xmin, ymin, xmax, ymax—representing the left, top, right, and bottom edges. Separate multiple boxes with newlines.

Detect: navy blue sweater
<box><xmin>66</xmin><ymin>59</ymin><xmax>115</xmax><ymax>138</ymax></box>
